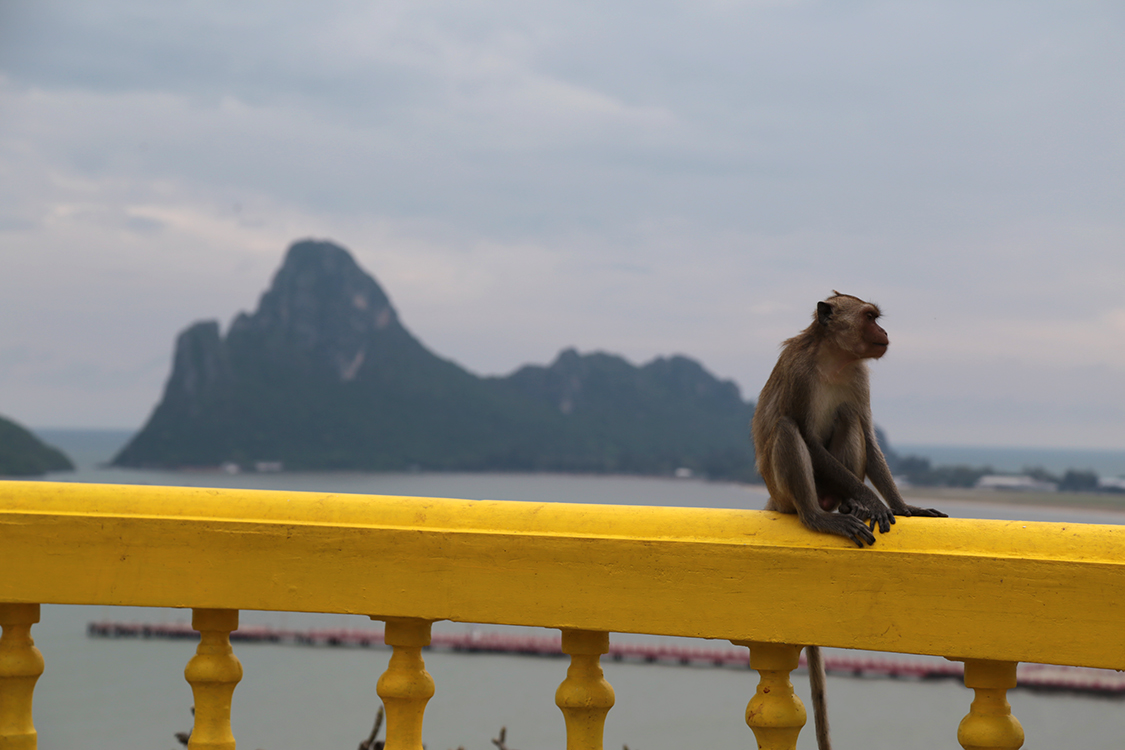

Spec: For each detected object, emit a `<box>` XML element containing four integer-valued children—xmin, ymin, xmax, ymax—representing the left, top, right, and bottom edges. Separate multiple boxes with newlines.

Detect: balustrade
<box><xmin>374</xmin><ymin>617</ymin><xmax>435</xmax><ymax>750</ymax></box>
<box><xmin>0</xmin><ymin>603</ymin><xmax>44</xmax><ymax>750</ymax></box>
<box><xmin>957</xmin><ymin>659</ymin><xmax>1025</xmax><ymax>750</ymax></box>
<box><xmin>735</xmin><ymin>641</ymin><xmax>806</xmax><ymax>750</ymax></box>
<box><xmin>556</xmin><ymin>629</ymin><xmax>615</xmax><ymax>750</ymax></box>
<box><xmin>2</xmin><ymin>480</ymin><xmax>1119</xmax><ymax>749</ymax></box>
<box><xmin>184</xmin><ymin>608</ymin><xmax>243</xmax><ymax>750</ymax></box>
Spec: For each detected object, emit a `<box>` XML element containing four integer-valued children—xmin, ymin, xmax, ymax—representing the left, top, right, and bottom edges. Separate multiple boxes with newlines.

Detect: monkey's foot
<box><xmin>901</xmin><ymin>505</ymin><xmax>948</xmax><ymax>518</ymax></box>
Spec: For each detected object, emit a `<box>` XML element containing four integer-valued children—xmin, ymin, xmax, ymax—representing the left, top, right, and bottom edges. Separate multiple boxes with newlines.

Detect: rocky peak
<box><xmin>227</xmin><ymin>239</ymin><xmax>402</xmax><ymax>380</ymax></box>
<box><xmin>641</xmin><ymin>355</ymin><xmax>744</xmax><ymax>403</ymax></box>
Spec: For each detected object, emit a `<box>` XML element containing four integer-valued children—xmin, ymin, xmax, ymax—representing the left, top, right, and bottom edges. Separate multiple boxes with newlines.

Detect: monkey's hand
<box><xmin>843</xmin><ymin>496</ymin><xmax>895</xmax><ymax>534</ymax></box>
<box><xmin>818</xmin><ymin>512</ymin><xmax>878</xmax><ymax>547</ymax></box>
<box><xmin>899</xmin><ymin>505</ymin><xmax>948</xmax><ymax>518</ymax></box>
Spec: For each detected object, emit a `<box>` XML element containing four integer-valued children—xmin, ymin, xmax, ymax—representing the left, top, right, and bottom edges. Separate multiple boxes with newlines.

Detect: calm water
<box><xmin>18</xmin><ymin>430</ymin><xmax>1125</xmax><ymax>749</ymax></box>
<box><xmin>35</xmin><ymin>428</ymin><xmax>1125</xmax><ymax>478</ymax></box>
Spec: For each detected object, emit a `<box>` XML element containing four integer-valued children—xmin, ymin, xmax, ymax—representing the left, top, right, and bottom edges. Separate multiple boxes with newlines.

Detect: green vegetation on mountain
<box><xmin>113</xmin><ymin>240</ymin><xmax>759</xmax><ymax>479</ymax></box>
<box><xmin>0</xmin><ymin>414</ymin><xmax>74</xmax><ymax>476</ymax></box>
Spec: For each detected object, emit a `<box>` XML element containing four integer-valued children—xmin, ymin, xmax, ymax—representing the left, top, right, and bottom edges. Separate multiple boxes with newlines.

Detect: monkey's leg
<box><xmin>820</xmin><ymin>408</ymin><xmax>896</xmax><ymax>533</ymax></box>
<box><xmin>821</xmin><ymin>419</ymin><xmax>865</xmax><ymax>516</ymax></box>
<box><xmin>826</xmin><ymin>411</ymin><xmax>866</xmax><ymax>476</ymax></box>
<box><xmin>770</xmin><ymin>419</ymin><xmax>877</xmax><ymax>547</ymax></box>
<box><xmin>805</xmin><ymin>439</ymin><xmax>894</xmax><ymax>534</ymax></box>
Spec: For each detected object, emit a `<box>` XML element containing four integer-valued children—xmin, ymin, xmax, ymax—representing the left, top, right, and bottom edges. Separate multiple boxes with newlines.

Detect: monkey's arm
<box><xmin>803</xmin><ymin>437</ymin><xmax>896</xmax><ymax>533</ymax></box>
<box><xmin>863</xmin><ymin>430</ymin><xmax>947</xmax><ymax>518</ymax></box>
<box><xmin>767</xmin><ymin>418</ymin><xmax>878</xmax><ymax>546</ymax></box>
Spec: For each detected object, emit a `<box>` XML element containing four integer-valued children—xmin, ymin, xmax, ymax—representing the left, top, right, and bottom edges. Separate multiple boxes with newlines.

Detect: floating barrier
<box><xmin>86</xmin><ymin>621</ymin><xmax>1125</xmax><ymax>696</ymax></box>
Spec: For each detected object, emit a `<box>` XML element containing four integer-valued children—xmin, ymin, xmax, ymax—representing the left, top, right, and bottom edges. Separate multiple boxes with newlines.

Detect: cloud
<box><xmin>0</xmin><ymin>1</ymin><xmax>1123</xmax><ymax>446</ymax></box>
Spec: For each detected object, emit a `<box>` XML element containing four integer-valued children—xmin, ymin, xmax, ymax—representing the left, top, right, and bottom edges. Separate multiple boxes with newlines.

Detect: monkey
<box><xmin>752</xmin><ymin>290</ymin><xmax>946</xmax><ymax>542</ymax></box>
<box><xmin>750</xmin><ymin>291</ymin><xmax>946</xmax><ymax>750</ymax></box>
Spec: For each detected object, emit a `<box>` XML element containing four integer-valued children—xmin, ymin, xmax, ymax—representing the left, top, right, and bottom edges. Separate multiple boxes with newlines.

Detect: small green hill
<box><xmin>0</xmin><ymin>415</ymin><xmax>75</xmax><ymax>476</ymax></box>
<box><xmin>113</xmin><ymin>240</ymin><xmax>758</xmax><ymax>479</ymax></box>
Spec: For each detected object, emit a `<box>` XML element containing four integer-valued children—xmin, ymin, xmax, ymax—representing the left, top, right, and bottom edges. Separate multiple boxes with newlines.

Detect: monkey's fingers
<box><xmin>852</xmin><ymin>529</ymin><xmax>876</xmax><ymax>546</ymax></box>
<box><xmin>842</xmin><ymin>516</ymin><xmax>877</xmax><ymax>546</ymax></box>
<box><xmin>867</xmin><ymin>516</ymin><xmax>892</xmax><ymax>533</ymax></box>
<box><xmin>906</xmin><ymin>506</ymin><xmax>947</xmax><ymax>518</ymax></box>
<box><xmin>855</xmin><ymin>505</ymin><xmax>893</xmax><ymax>534</ymax></box>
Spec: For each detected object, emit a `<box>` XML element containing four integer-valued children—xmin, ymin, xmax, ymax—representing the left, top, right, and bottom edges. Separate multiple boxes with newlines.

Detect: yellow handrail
<box><xmin>2</xmin><ymin>480</ymin><xmax>1122</xmax><ymax>750</ymax></box>
<box><xmin>4</xmin><ymin>481</ymin><xmax>1124</xmax><ymax>667</ymax></box>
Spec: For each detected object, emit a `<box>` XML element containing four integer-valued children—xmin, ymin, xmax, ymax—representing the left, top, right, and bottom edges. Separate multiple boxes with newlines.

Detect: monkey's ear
<box><xmin>817</xmin><ymin>301</ymin><xmax>833</xmax><ymax>325</ymax></box>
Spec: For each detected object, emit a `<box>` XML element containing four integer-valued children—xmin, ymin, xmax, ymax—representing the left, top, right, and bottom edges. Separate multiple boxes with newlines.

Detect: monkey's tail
<box><xmin>807</xmin><ymin>645</ymin><xmax>831</xmax><ymax>750</ymax></box>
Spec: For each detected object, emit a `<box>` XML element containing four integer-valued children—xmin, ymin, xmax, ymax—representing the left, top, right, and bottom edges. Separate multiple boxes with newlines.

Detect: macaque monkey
<box><xmin>751</xmin><ymin>291</ymin><xmax>946</xmax><ymax>750</ymax></box>
<box><xmin>752</xmin><ymin>291</ymin><xmax>945</xmax><ymax>543</ymax></box>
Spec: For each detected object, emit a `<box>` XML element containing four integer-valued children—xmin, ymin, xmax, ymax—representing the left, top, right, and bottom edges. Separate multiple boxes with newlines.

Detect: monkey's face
<box><xmin>862</xmin><ymin>311</ymin><xmax>889</xmax><ymax>359</ymax></box>
<box><xmin>819</xmin><ymin>293</ymin><xmax>888</xmax><ymax>361</ymax></box>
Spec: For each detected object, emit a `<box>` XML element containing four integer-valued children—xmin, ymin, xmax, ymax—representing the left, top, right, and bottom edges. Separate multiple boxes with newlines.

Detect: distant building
<box><xmin>975</xmin><ymin>475</ymin><xmax>1058</xmax><ymax>492</ymax></box>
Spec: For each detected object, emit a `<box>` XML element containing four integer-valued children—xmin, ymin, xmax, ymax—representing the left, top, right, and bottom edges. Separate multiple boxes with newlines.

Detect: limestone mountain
<box><xmin>113</xmin><ymin>240</ymin><xmax>757</xmax><ymax>479</ymax></box>
<box><xmin>501</xmin><ymin>349</ymin><xmax>755</xmax><ymax>477</ymax></box>
<box><xmin>0</xmin><ymin>414</ymin><xmax>74</xmax><ymax>476</ymax></box>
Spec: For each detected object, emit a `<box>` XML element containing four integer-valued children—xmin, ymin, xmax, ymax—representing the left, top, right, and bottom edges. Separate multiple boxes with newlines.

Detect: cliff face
<box><xmin>113</xmin><ymin>239</ymin><xmax>757</xmax><ymax>479</ymax></box>
<box><xmin>0</xmin><ymin>414</ymin><xmax>74</xmax><ymax>476</ymax></box>
<box><xmin>164</xmin><ymin>321</ymin><xmax>230</xmax><ymax>412</ymax></box>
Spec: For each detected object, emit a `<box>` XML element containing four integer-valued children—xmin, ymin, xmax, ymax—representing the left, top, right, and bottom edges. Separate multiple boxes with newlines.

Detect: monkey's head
<box><xmin>816</xmin><ymin>292</ymin><xmax>889</xmax><ymax>361</ymax></box>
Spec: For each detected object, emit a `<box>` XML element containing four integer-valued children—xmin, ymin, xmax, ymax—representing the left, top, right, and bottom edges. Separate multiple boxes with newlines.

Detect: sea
<box><xmin>14</xmin><ymin>429</ymin><xmax>1125</xmax><ymax>750</ymax></box>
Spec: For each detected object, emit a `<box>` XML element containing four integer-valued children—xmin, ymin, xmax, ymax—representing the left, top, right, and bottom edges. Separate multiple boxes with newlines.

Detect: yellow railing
<box><xmin>3</xmin><ymin>481</ymin><xmax>1125</xmax><ymax>750</ymax></box>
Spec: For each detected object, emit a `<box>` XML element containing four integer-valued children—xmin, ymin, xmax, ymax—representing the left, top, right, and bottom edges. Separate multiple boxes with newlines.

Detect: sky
<box><xmin>1</xmin><ymin>0</ymin><xmax>1123</xmax><ymax>449</ymax></box>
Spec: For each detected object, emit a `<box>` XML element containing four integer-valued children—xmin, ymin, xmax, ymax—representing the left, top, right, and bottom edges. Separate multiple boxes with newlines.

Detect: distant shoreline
<box><xmin>26</xmin><ymin>428</ymin><xmax>1125</xmax><ymax>509</ymax></box>
<box><xmin>902</xmin><ymin>485</ymin><xmax>1125</xmax><ymax>514</ymax></box>
<box><xmin>895</xmin><ymin>443</ymin><xmax>1125</xmax><ymax>477</ymax></box>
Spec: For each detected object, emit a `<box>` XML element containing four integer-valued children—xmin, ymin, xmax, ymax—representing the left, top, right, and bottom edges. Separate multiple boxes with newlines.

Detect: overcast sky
<box><xmin>1</xmin><ymin>0</ymin><xmax>1123</xmax><ymax>449</ymax></box>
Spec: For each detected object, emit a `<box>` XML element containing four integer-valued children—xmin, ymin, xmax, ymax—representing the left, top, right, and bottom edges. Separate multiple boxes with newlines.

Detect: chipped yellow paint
<box><xmin>2</xmin><ymin>481</ymin><xmax>1125</xmax><ymax>671</ymax></box>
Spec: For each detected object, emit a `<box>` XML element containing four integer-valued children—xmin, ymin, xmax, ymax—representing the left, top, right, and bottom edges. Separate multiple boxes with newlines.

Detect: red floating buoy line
<box><xmin>86</xmin><ymin>621</ymin><xmax>1125</xmax><ymax>697</ymax></box>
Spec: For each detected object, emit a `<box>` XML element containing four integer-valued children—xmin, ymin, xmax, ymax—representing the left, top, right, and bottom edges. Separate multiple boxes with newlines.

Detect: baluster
<box><xmin>374</xmin><ymin>617</ymin><xmax>434</xmax><ymax>750</ymax></box>
<box><xmin>957</xmin><ymin>659</ymin><xmax>1024</xmax><ymax>750</ymax></box>
<box><xmin>184</xmin><ymin>608</ymin><xmax>243</xmax><ymax>750</ymax></box>
<box><xmin>555</xmin><ymin>629</ymin><xmax>615</xmax><ymax>750</ymax></box>
<box><xmin>0</xmin><ymin>604</ymin><xmax>44</xmax><ymax>750</ymax></box>
<box><xmin>732</xmin><ymin>640</ymin><xmax>806</xmax><ymax>750</ymax></box>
